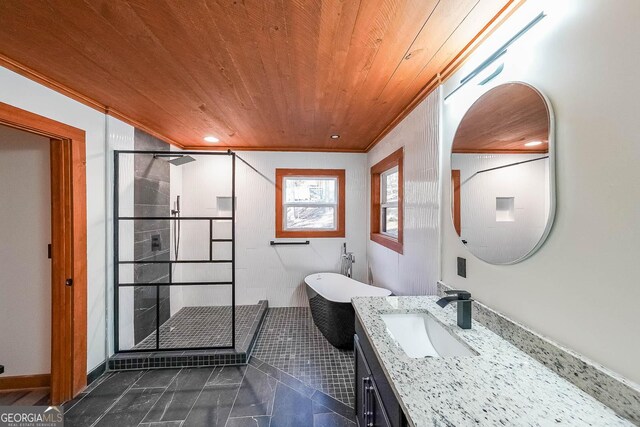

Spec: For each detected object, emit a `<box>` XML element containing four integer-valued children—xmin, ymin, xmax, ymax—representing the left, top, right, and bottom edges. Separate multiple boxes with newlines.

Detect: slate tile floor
<box><xmin>64</xmin><ymin>364</ymin><xmax>355</xmax><ymax>426</ymax></box>
<box><xmin>64</xmin><ymin>307</ymin><xmax>355</xmax><ymax>426</ymax></box>
<box><xmin>252</xmin><ymin>308</ymin><xmax>355</xmax><ymax>407</ymax></box>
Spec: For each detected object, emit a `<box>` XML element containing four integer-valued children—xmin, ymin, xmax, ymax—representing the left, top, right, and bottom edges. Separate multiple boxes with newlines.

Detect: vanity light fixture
<box><xmin>204</xmin><ymin>135</ymin><xmax>220</xmax><ymax>143</ymax></box>
<box><xmin>477</xmin><ymin>62</ymin><xmax>505</xmax><ymax>85</ymax></box>
<box><xmin>444</xmin><ymin>11</ymin><xmax>547</xmax><ymax>101</ymax></box>
<box><xmin>330</xmin><ymin>134</ymin><xmax>340</xmax><ymax>139</ymax></box>
<box><xmin>525</xmin><ymin>141</ymin><xmax>543</xmax><ymax>147</ymax></box>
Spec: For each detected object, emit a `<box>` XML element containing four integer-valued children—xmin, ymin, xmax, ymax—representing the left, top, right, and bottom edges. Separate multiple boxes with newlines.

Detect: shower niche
<box><xmin>113</xmin><ymin>148</ymin><xmax>265</xmax><ymax>359</ymax></box>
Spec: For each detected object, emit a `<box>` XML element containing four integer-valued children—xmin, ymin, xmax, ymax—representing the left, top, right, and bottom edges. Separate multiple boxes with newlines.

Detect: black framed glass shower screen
<box><xmin>114</xmin><ymin>150</ymin><xmax>236</xmax><ymax>353</ymax></box>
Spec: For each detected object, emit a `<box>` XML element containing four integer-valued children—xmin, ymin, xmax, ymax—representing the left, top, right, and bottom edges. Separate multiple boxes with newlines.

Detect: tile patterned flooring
<box><xmin>252</xmin><ymin>308</ymin><xmax>355</xmax><ymax>407</ymax></box>
<box><xmin>134</xmin><ymin>305</ymin><xmax>263</xmax><ymax>350</ymax></box>
<box><xmin>63</xmin><ymin>307</ymin><xmax>356</xmax><ymax>426</ymax></box>
<box><xmin>64</xmin><ymin>364</ymin><xmax>355</xmax><ymax>426</ymax></box>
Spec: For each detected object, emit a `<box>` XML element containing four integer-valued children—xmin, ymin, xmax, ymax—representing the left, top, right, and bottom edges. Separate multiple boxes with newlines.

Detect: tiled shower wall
<box><xmin>133</xmin><ymin>130</ymin><xmax>171</xmax><ymax>344</ymax></box>
<box><xmin>366</xmin><ymin>89</ymin><xmax>441</xmax><ymax>295</ymax></box>
<box><xmin>171</xmin><ymin>151</ymin><xmax>368</xmax><ymax>307</ymax></box>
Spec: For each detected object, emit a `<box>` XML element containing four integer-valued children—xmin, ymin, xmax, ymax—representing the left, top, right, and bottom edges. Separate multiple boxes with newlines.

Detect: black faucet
<box><xmin>436</xmin><ymin>290</ymin><xmax>473</xmax><ymax>329</ymax></box>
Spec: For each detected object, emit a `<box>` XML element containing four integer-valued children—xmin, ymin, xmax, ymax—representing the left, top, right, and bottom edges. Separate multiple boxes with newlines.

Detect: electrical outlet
<box><xmin>457</xmin><ymin>257</ymin><xmax>466</xmax><ymax>278</ymax></box>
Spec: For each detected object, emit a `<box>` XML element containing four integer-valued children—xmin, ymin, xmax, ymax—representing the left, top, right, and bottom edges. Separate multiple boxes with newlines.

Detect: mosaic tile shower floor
<box><xmin>133</xmin><ymin>304</ymin><xmax>262</xmax><ymax>350</ymax></box>
<box><xmin>252</xmin><ymin>307</ymin><xmax>355</xmax><ymax>408</ymax></box>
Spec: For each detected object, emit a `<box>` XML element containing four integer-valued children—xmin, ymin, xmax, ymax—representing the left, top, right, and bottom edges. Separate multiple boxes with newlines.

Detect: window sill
<box><xmin>370</xmin><ymin>233</ymin><xmax>403</xmax><ymax>254</ymax></box>
<box><xmin>277</xmin><ymin>229</ymin><xmax>345</xmax><ymax>238</ymax></box>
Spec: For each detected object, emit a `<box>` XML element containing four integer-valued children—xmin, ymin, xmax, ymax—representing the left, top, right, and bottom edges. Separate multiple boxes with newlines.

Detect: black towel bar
<box><xmin>270</xmin><ymin>240</ymin><xmax>310</xmax><ymax>246</ymax></box>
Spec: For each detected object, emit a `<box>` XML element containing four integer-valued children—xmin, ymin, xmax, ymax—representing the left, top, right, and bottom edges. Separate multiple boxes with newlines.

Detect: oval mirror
<box><xmin>450</xmin><ymin>82</ymin><xmax>555</xmax><ymax>264</ymax></box>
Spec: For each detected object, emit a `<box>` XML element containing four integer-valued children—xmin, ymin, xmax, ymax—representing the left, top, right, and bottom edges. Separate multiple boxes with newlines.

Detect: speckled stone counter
<box><xmin>352</xmin><ymin>296</ymin><xmax>633</xmax><ymax>427</ymax></box>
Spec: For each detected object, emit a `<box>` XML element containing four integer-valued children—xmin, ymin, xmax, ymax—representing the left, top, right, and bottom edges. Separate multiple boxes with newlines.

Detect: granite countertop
<box><xmin>352</xmin><ymin>296</ymin><xmax>632</xmax><ymax>427</ymax></box>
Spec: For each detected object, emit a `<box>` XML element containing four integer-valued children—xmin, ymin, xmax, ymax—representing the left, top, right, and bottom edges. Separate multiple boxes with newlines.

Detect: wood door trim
<box><xmin>451</xmin><ymin>170</ymin><xmax>461</xmax><ymax>236</ymax></box>
<box><xmin>0</xmin><ymin>374</ymin><xmax>51</xmax><ymax>391</ymax></box>
<box><xmin>275</xmin><ymin>169</ymin><xmax>346</xmax><ymax>238</ymax></box>
<box><xmin>0</xmin><ymin>101</ymin><xmax>87</xmax><ymax>404</ymax></box>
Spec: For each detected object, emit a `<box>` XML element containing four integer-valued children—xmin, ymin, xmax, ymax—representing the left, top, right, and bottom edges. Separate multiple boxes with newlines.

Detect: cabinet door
<box><xmin>355</xmin><ymin>336</ymin><xmax>392</xmax><ymax>427</ymax></box>
<box><xmin>355</xmin><ymin>335</ymin><xmax>370</xmax><ymax>427</ymax></box>
<box><xmin>368</xmin><ymin>381</ymin><xmax>392</xmax><ymax>427</ymax></box>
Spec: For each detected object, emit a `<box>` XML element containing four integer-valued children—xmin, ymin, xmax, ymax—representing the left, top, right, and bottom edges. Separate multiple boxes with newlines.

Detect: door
<box><xmin>0</xmin><ymin>102</ymin><xmax>87</xmax><ymax>405</ymax></box>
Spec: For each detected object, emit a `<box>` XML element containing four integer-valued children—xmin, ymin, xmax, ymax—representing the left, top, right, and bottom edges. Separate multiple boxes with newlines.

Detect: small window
<box><xmin>371</xmin><ymin>148</ymin><xmax>403</xmax><ymax>253</ymax></box>
<box><xmin>380</xmin><ymin>166</ymin><xmax>399</xmax><ymax>237</ymax></box>
<box><xmin>276</xmin><ymin>169</ymin><xmax>345</xmax><ymax>238</ymax></box>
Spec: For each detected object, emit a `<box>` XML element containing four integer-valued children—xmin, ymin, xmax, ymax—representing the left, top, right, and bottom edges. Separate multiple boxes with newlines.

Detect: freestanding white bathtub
<box><xmin>304</xmin><ymin>273</ymin><xmax>392</xmax><ymax>349</ymax></box>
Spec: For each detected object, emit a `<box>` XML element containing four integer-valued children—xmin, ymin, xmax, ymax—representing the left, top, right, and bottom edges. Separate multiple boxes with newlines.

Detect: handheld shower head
<box><xmin>172</xmin><ymin>195</ymin><xmax>180</xmax><ymax>216</ymax></box>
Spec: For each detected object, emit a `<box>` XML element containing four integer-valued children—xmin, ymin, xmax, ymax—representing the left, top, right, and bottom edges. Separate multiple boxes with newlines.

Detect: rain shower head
<box><xmin>167</xmin><ymin>155</ymin><xmax>196</xmax><ymax>166</ymax></box>
<box><xmin>154</xmin><ymin>154</ymin><xmax>196</xmax><ymax>166</ymax></box>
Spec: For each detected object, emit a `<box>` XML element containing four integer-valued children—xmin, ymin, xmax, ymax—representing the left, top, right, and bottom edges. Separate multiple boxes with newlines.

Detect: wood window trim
<box><xmin>451</xmin><ymin>169</ymin><xmax>461</xmax><ymax>236</ymax></box>
<box><xmin>0</xmin><ymin>101</ymin><xmax>87</xmax><ymax>404</ymax></box>
<box><xmin>371</xmin><ymin>148</ymin><xmax>403</xmax><ymax>254</ymax></box>
<box><xmin>275</xmin><ymin>169</ymin><xmax>346</xmax><ymax>238</ymax></box>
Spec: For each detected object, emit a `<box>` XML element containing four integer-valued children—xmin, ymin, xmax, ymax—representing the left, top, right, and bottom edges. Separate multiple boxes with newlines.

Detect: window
<box><xmin>381</xmin><ymin>166</ymin><xmax>399</xmax><ymax>237</ymax></box>
<box><xmin>275</xmin><ymin>169</ymin><xmax>345</xmax><ymax>238</ymax></box>
<box><xmin>371</xmin><ymin>148</ymin><xmax>403</xmax><ymax>253</ymax></box>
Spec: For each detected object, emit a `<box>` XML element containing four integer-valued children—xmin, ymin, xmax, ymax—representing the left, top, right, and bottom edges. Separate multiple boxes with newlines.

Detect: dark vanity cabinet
<box><xmin>355</xmin><ymin>318</ymin><xmax>407</xmax><ymax>427</ymax></box>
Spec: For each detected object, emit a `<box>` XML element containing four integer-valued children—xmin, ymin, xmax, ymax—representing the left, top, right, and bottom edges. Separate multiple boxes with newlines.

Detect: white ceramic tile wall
<box><xmin>107</xmin><ymin>118</ymin><xmax>136</xmax><ymax>351</ymax></box>
<box><xmin>441</xmin><ymin>0</ymin><xmax>640</xmax><ymax>384</ymax></box>
<box><xmin>169</xmin><ymin>147</ymin><xmax>184</xmax><ymax>316</ymax></box>
<box><xmin>367</xmin><ymin>89</ymin><xmax>441</xmax><ymax>296</ymax></box>
<box><xmin>170</xmin><ymin>151</ymin><xmax>368</xmax><ymax>307</ymax></box>
<box><xmin>0</xmin><ymin>66</ymin><xmax>110</xmax><ymax>372</ymax></box>
<box><xmin>451</xmin><ymin>153</ymin><xmax>549</xmax><ymax>263</ymax></box>
<box><xmin>0</xmin><ymin>126</ymin><xmax>51</xmax><ymax>376</ymax></box>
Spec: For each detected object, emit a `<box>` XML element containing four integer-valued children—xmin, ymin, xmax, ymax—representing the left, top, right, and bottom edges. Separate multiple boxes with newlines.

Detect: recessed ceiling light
<box><xmin>330</xmin><ymin>134</ymin><xmax>340</xmax><ymax>139</ymax></box>
<box><xmin>524</xmin><ymin>141</ymin><xmax>543</xmax><ymax>147</ymax></box>
<box><xmin>204</xmin><ymin>136</ymin><xmax>220</xmax><ymax>143</ymax></box>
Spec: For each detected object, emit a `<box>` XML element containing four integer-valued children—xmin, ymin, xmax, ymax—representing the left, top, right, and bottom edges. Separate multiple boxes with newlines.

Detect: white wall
<box><xmin>169</xmin><ymin>147</ymin><xmax>184</xmax><ymax>316</ymax></box>
<box><xmin>367</xmin><ymin>90</ymin><xmax>441</xmax><ymax>296</ymax></box>
<box><xmin>0</xmin><ymin>125</ymin><xmax>51</xmax><ymax>376</ymax></box>
<box><xmin>107</xmin><ymin>118</ymin><xmax>136</xmax><ymax>351</ymax></box>
<box><xmin>0</xmin><ymin>66</ymin><xmax>110</xmax><ymax>373</ymax></box>
<box><xmin>441</xmin><ymin>0</ymin><xmax>640</xmax><ymax>384</ymax></box>
<box><xmin>172</xmin><ymin>151</ymin><xmax>368</xmax><ymax>307</ymax></box>
<box><xmin>452</xmin><ymin>153</ymin><xmax>549</xmax><ymax>263</ymax></box>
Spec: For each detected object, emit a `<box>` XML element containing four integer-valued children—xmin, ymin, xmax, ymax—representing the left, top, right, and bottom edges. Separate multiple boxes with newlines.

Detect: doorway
<box><xmin>0</xmin><ymin>102</ymin><xmax>87</xmax><ymax>405</ymax></box>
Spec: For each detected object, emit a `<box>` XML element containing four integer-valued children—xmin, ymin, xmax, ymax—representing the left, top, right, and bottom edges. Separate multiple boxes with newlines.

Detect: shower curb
<box><xmin>108</xmin><ymin>300</ymin><xmax>269</xmax><ymax>371</ymax></box>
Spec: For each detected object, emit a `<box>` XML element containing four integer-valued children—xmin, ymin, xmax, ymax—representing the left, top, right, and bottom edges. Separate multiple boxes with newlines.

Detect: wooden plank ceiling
<box><xmin>0</xmin><ymin>0</ymin><xmax>514</xmax><ymax>152</ymax></box>
<box><xmin>452</xmin><ymin>83</ymin><xmax>549</xmax><ymax>154</ymax></box>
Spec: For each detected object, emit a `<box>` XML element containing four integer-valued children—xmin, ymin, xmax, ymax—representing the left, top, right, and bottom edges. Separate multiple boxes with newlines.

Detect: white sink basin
<box><xmin>381</xmin><ymin>313</ymin><xmax>476</xmax><ymax>358</ymax></box>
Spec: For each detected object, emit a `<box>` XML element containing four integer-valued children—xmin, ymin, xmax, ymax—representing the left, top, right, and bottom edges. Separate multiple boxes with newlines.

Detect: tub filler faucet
<box><xmin>436</xmin><ymin>289</ymin><xmax>473</xmax><ymax>329</ymax></box>
<box><xmin>340</xmin><ymin>243</ymin><xmax>355</xmax><ymax>278</ymax></box>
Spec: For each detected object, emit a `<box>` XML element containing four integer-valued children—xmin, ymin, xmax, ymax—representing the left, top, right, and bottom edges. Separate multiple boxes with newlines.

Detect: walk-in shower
<box><xmin>152</xmin><ymin>154</ymin><xmax>194</xmax><ymax>266</ymax></box>
<box><xmin>113</xmin><ymin>150</ymin><xmax>266</xmax><ymax>360</ymax></box>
